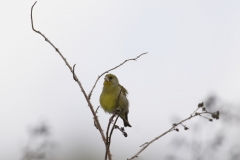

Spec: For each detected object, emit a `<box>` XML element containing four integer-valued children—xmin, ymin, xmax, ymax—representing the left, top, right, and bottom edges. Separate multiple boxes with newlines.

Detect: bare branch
<box><xmin>105</xmin><ymin>109</ymin><xmax>123</xmax><ymax>160</ymax></box>
<box><xmin>72</xmin><ymin>64</ymin><xmax>78</xmax><ymax>81</ymax></box>
<box><xmin>113</xmin><ymin>125</ymin><xmax>127</xmax><ymax>137</ymax></box>
<box><xmin>139</xmin><ymin>142</ymin><xmax>148</xmax><ymax>147</ymax></box>
<box><xmin>105</xmin><ymin>87</ymin><xmax>124</xmax><ymax>160</ymax></box>
<box><xmin>128</xmin><ymin>104</ymin><xmax>220</xmax><ymax>160</ymax></box>
<box><xmin>88</xmin><ymin>52</ymin><xmax>148</xmax><ymax>99</ymax></box>
<box><xmin>95</xmin><ymin>106</ymin><xmax>100</xmax><ymax>114</ymax></box>
<box><xmin>31</xmin><ymin>2</ymin><xmax>111</xmax><ymax>159</ymax></box>
<box><xmin>105</xmin><ymin>114</ymin><xmax>115</xmax><ymax>147</ymax></box>
<box><xmin>108</xmin><ymin>109</ymin><xmax>124</xmax><ymax>145</ymax></box>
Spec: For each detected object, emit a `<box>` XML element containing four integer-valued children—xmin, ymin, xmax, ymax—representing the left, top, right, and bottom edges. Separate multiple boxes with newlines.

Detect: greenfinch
<box><xmin>100</xmin><ymin>74</ymin><xmax>132</xmax><ymax>127</ymax></box>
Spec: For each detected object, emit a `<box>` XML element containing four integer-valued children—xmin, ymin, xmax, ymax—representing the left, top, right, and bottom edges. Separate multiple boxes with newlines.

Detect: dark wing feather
<box><xmin>118</xmin><ymin>84</ymin><xmax>128</xmax><ymax>96</ymax></box>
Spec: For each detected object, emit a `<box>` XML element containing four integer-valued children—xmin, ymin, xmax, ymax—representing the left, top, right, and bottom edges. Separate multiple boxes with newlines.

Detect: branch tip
<box><xmin>88</xmin><ymin>52</ymin><xmax>148</xmax><ymax>99</ymax></box>
<box><xmin>128</xmin><ymin>102</ymin><xmax>219</xmax><ymax>159</ymax></box>
<box><xmin>30</xmin><ymin>2</ymin><xmax>110</xmax><ymax>159</ymax></box>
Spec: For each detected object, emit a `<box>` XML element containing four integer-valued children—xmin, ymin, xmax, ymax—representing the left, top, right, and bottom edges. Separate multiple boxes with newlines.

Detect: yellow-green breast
<box><xmin>100</xmin><ymin>85</ymin><xmax>120</xmax><ymax>113</ymax></box>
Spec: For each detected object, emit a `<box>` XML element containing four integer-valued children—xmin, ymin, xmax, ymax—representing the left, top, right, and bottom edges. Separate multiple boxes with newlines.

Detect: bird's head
<box><xmin>103</xmin><ymin>74</ymin><xmax>119</xmax><ymax>86</ymax></box>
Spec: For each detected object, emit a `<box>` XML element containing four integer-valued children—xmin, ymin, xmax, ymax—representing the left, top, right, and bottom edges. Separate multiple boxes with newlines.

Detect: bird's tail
<box><xmin>124</xmin><ymin>120</ymin><xmax>132</xmax><ymax>127</ymax></box>
<box><xmin>122</xmin><ymin>112</ymin><xmax>132</xmax><ymax>127</ymax></box>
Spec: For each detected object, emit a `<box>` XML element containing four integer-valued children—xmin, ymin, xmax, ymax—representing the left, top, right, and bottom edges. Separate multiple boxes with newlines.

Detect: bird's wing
<box><xmin>118</xmin><ymin>84</ymin><xmax>128</xmax><ymax>96</ymax></box>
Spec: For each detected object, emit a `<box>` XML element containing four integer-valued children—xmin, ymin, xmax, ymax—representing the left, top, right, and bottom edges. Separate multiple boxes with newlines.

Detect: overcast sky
<box><xmin>1</xmin><ymin>1</ymin><xmax>240</xmax><ymax>160</ymax></box>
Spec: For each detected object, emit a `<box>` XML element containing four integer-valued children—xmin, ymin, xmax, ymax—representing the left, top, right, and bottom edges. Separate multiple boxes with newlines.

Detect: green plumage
<box><xmin>100</xmin><ymin>74</ymin><xmax>132</xmax><ymax>127</ymax></box>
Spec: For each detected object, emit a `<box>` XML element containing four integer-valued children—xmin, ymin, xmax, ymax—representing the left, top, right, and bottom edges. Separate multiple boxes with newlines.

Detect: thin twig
<box><xmin>95</xmin><ymin>106</ymin><xmax>100</xmax><ymax>114</ymax></box>
<box><xmin>88</xmin><ymin>52</ymin><xmax>148</xmax><ymax>99</ymax></box>
<box><xmin>105</xmin><ymin>108</ymin><xmax>124</xmax><ymax>160</ymax></box>
<box><xmin>108</xmin><ymin>109</ymin><xmax>123</xmax><ymax>147</ymax></box>
<box><xmin>191</xmin><ymin>107</ymin><xmax>199</xmax><ymax>116</ymax></box>
<box><xmin>114</xmin><ymin>125</ymin><xmax>127</xmax><ymax>137</ymax></box>
<box><xmin>73</xmin><ymin>64</ymin><xmax>78</xmax><ymax>81</ymax></box>
<box><xmin>94</xmin><ymin>106</ymin><xmax>101</xmax><ymax>129</ymax></box>
<box><xmin>105</xmin><ymin>86</ymin><xmax>123</xmax><ymax>147</ymax></box>
<box><xmin>139</xmin><ymin>142</ymin><xmax>148</xmax><ymax>147</ymax></box>
<box><xmin>105</xmin><ymin>114</ymin><xmax>116</xmax><ymax>146</ymax></box>
<box><xmin>105</xmin><ymin>87</ymin><xmax>123</xmax><ymax>160</ymax></box>
<box><xmin>199</xmin><ymin>114</ymin><xmax>211</xmax><ymax>120</ymax></box>
<box><xmin>128</xmin><ymin>109</ymin><xmax>219</xmax><ymax>160</ymax></box>
<box><xmin>31</xmin><ymin>2</ymin><xmax>111</xmax><ymax>159</ymax></box>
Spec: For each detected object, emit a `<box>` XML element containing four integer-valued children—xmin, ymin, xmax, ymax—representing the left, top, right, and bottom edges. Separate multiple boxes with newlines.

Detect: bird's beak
<box><xmin>104</xmin><ymin>76</ymin><xmax>110</xmax><ymax>82</ymax></box>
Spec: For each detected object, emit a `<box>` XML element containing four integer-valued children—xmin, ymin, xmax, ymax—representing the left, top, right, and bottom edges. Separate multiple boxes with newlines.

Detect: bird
<box><xmin>100</xmin><ymin>73</ymin><xmax>132</xmax><ymax>127</ymax></box>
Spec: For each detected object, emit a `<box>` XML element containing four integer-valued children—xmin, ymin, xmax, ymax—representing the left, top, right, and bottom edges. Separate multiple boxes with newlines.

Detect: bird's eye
<box><xmin>109</xmin><ymin>76</ymin><xmax>112</xmax><ymax>79</ymax></box>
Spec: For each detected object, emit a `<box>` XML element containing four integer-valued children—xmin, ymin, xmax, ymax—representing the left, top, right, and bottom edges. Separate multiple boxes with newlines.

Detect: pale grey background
<box><xmin>0</xmin><ymin>0</ymin><xmax>240</xmax><ymax>160</ymax></box>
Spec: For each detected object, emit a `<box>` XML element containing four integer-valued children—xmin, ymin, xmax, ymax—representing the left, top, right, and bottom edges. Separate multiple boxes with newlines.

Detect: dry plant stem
<box><xmin>128</xmin><ymin>111</ymin><xmax>215</xmax><ymax>160</ymax></box>
<box><xmin>105</xmin><ymin>87</ymin><xmax>123</xmax><ymax>160</ymax></box>
<box><xmin>105</xmin><ymin>87</ymin><xmax>123</xmax><ymax>147</ymax></box>
<box><xmin>139</xmin><ymin>142</ymin><xmax>148</xmax><ymax>147</ymax></box>
<box><xmin>88</xmin><ymin>52</ymin><xmax>147</xmax><ymax>99</ymax></box>
<box><xmin>191</xmin><ymin>107</ymin><xmax>199</xmax><ymax>115</ymax></box>
<box><xmin>95</xmin><ymin>106</ymin><xmax>100</xmax><ymax>114</ymax></box>
<box><xmin>31</xmin><ymin>2</ymin><xmax>111</xmax><ymax>159</ymax></box>
<box><xmin>105</xmin><ymin>109</ymin><xmax>124</xmax><ymax>160</ymax></box>
<box><xmin>106</xmin><ymin>114</ymin><xmax>115</xmax><ymax>146</ymax></box>
<box><xmin>106</xmin><ymin>86</ymin><xmax>123</xmax><ymax>144</ymax></box>
<box><xmin>109</xmin><ymin>111</ymin><xmax>123</xmax><ymax>143</ymax></box>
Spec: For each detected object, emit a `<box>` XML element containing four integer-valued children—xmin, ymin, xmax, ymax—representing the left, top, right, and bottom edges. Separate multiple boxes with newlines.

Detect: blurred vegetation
<box><xmin>20</xmin><ymin>95</ymin><xmax>239</xmax><ymax>160</ymax></box>
<box><xmin>21</xmin><ymin>122</ymin><xmax>57</xmax><ymax>160</ymax></box>
<box><xmin>165</xmin><ymin>95</ymin><xmax>240</xmax><ymax>160</ymax></box>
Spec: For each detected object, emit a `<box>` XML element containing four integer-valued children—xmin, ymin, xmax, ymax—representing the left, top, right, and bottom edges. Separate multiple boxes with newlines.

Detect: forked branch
<box><xmin>31</xmin><ymin>1</ymin><xmax>110</xmax><ymax>159</ymax></box>
<box><xmin>88</xmin><ymin>52</ymin><xmax>147</xmax><ymax>99</ymax></box>
<box><xmin>31</xmin><ymin>2</ymin><xmax>147</xmax><ymax>160</ymax></box>
<box><xmin>128</xmin><ymin>102</ymin><xmax>220</xmax><ymax>160</ymax></box>
<box><xmin>104</xmin><ymin>87</ymin><xmax>126</xmax><ymax>160</ymax></box>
